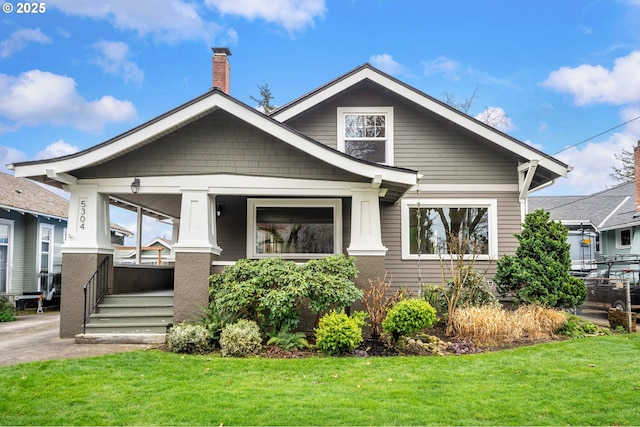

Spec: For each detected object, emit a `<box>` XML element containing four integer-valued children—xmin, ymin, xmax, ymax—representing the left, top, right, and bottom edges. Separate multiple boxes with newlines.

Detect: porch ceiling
<box><xmin>110</xmin><ymin>194</ymin><xmax>180</xmax><ymax>221</ymax></box>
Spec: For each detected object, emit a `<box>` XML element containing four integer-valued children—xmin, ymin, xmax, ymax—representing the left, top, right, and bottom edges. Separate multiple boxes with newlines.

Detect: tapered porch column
<box><xmin>172</xmin><ymin>190</ymin><xmax>221</xmax><ymax>322</ymax></box>
<box><xmin>60</xmin><ymin>185</ymin><xmax>113</xmax><ymax>338</ymax></box>
<box><xmin>347</xmin><ymin>189</ymin><xmax>387</xmax><ymax>291</ymax></box>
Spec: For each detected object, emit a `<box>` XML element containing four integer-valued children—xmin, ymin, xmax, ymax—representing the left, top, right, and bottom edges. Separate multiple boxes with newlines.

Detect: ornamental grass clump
<box><xmin>451</xmin><ymin>305</ymin><xmax>569</xmax><ymax>346</ymax></box>
<box><xmin>220</xmin><ymin>319</ymin><xmax>262</xmax><ymax>357</ymax></box>
<box><xmin>382</xmin><ymin>299</ymin><xmax>437</xmax><ymax>341</ymax></box>
<box><xmin>314</xmin><ymin>310</ymin><xmax>365</xmax><ymax>355</ymax></box>
<box><xmin>167</xmin><ymin>322</ymin><xmax>211</xmax><ymax>354</ymax></box>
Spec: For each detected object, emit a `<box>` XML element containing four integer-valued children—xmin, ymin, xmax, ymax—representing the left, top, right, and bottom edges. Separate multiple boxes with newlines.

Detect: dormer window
<box><xmin>337</xmin><ymin>107</ymin><xmax>394</xmax><ymax>165</ymax></box>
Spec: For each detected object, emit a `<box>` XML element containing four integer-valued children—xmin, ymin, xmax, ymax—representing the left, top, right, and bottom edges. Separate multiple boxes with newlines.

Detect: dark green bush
<box><xmin>208</xmin><ymin>255</ymin><xmax>361</xmax><ymax>334</ymax></box>
<box><xmin>382</xmin><ymin>299</ymin><xmax>437</xmax><ymax>340</ymax></box>
<box><xmin>558</xmin><ymin>314</ymin><xmax>602</xmax><ymax>338</ymax></box>
<box><xmin>220</xmin><ymin>319</ymin><xmax>262</xmax><ymax>357</ymax></box>
<box><xmin>494</xmin><ymin>210</ymin><xmax>587</xmax><ymax>309</ymax></box>
<box><xmin>266</xmin><ymin>328</ymin><xmax>309</xmax><ymax>350</ymax></box>
<box><xmin>314</xmin><ymin>310</ymin><xmax>365</xmax><ymax>355</ymax></box>
<box><xmin>0</xmin><ymin>296</ymin><xmax>16</xmax><ymax>322</ymax></box>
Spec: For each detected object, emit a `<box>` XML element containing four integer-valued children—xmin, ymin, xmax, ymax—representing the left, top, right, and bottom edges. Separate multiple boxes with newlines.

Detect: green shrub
<box><xmin>558</xmin><ymin>314</ymin><xmax>601</xmax><ymax>338</ymax></box>
<box><xmin>220</xmin><ymin>319</ymin><xmax>262</xmax><ymax>357</ymax></box>
<box><xmin>167</xmin><ymin>322</ymin><xmax>211</xmax><ymax>354</ymax></box>
<box><xmin>0</xmin><ymin>296</ymin><xmax>15</xmax><ymax>322</ymax></box>
<box><xmin>382</xmin><ymin>299</ymin><xmax>437</xmax><ymax>340</ymax></box>
<box><xmin>314</xmin><ymin>310</ymin><xmax>365</xmax><ymax>355</ymax></box>
<box><xmin>209</xmin><ymin>255</ymin><xmax>361</xmax><ymax>334</ymax></box>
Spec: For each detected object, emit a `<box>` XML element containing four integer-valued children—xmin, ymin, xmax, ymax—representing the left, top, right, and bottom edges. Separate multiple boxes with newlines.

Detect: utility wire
<box><xmin>552</xmin><ymin>115</ymin><xmax>640</xmax><ymax>155</ymax></box>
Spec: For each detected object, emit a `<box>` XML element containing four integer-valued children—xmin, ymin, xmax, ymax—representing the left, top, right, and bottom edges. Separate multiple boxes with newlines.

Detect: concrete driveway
<box><xmin>0</xmin><ymin>312</ymin><xmax>155</xmax><ymax>366</ymax></box>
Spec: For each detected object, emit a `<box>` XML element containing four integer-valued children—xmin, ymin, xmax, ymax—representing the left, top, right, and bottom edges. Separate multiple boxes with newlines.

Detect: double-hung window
<box><xmin>38</xmin><ymin>224</ymin><xmax>54</xmax><ymax>291</ymax></box>
<box><xmin>247</xmin><ymin>199</ymin><xmax>342</xmax><ymax>259</ymax></box>
<box><xmin>401</xmin><ymin>198</ymin><xmax>498</xmax><ymax>259</ymax></box>
<box><xmin>337</xmin><ymin>107</ymin><xmax>394</xmax><ymax>164</ymax></box>
<box><xmin>616</xmin><ymin>228</ymin><xmax>632</xmax><ymax>249</ymax></box>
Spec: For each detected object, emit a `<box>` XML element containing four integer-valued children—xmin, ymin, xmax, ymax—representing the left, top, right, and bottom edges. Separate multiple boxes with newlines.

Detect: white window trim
<box><xmin>0</xmin><ymin>219</ymin><xmax>14</xmax><ymax>293</ymax></box>
<box><xmin>401</xmin><ymin>198</ymin><xmax>498</xmax><ymax>260</ymax></box>
<box><xmin>337</xmin><ymin>106</ymin><xmax>394</xmax><ymax>165</ymax></box>
<box><xmin>616</xmin><ymin>228</ymin><xmax>632</xmax><ymax>249</ymax></box>
<box><xmin>247</xmin><ymin>198</ymin><xmax>342</xmax><ymax>259</ymax></box>
<box><xmin>37</xmin><ymin>223</ymin><xmax>55</xmax><ymax>291</ymax></box>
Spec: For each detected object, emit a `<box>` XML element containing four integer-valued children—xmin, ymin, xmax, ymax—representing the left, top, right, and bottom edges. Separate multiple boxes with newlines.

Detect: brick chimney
<box><xmin>211</xmin><ymin>47</ymin><xmax>231</xmax><ymax>94</ymax></box>
<box><xmin>635</xmin><ymin>141</ymin><xmax>640</xmax><ymax>213</ymax></box>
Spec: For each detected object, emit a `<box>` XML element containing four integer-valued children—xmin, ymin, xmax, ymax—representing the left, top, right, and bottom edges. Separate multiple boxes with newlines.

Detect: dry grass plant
<box><xmin>451</xmin><ymin>304</ymin><xmax>567</xmax><ymax>346</ymax></box>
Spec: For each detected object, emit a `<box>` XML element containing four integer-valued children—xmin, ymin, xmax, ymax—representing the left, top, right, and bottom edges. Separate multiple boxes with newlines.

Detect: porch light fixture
<box><xmin>130</xmin><ymin>178</ymin><xmax>140</xmax><ymax>194</ymax></box>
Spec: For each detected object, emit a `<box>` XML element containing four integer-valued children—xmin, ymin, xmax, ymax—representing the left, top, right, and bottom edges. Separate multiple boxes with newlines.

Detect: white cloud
<box><xmin>423</xmin><ymin>56</ymin><xmax>461</xmax><ymax>80</ymax></box>
<box><xmin>0</xmin><ymin>70</ymin><xmax>136</xmax><ymax>133</ymax></box>
<box><xmin>369</xmin><ymin>54</ymin><xmax>404</xmax><ymax>75</ymax></box>
<box><xmin>475</xmin><ymin>107</ymin><xmax>514</xmax><ymax>132</ymax></box>
<box><xmin>0</xmin><ymin>145</ymin><xmax>27</xmax><ymax>172</ymax></box>
<box><xmin>35</xmin><ymin>140</ymin><xmax>80</xmax><ymax>160</ymax></box>
<box><xmin>541</xmin><ymin>50</ymin><xmax>640</xmax><ymax>105</ymax></box>
<box><xmin>0</xmin><ymin>28</ymin><xmax>52</xmax><ymax>59</ymax></box>
<box><xmin>93</xmin><ymin>40</ymin><xmax>144</xmax><ymax>85</ymax></box>
<box><xmin>48</xmin><ymin>0</ymin><xmax>223</xmax><ymax>43</ymax></box>
<box><xmin>206</xmin><ymin>0</ymin><xmax>326</xmax><ymax>33</ymax></box>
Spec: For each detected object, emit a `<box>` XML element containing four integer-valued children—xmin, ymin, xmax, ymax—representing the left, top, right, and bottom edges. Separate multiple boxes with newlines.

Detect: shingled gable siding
<box><xmin>380</xmin><ymin>190</ymin><xmax>521</xmax><ymax>292</ymax></box>
<box><xmin>74</xmin><ymin>110</ymin><xmax>368</xmax><ymax>183</ymax></box>
<box><xmin>284</xmin><ymin>84</ymin><xmax>518</xmax><ymax>183</ymax></box>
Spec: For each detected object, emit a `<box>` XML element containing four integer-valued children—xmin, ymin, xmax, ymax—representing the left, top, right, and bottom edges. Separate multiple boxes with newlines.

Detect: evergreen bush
<box><xmin>167</xmin><ymin>322</ymin><xmax>211</xmax><ymax>354</ymax></box>
<box><xmin>0</xmin><ymin>296</ymin><xmax>16</xmax><ymax>322</ymax></box>
<box><xmin>314</xmin><ymin>310</ymin><xmax>365</xmax><ymax>355</ymax></box>
<box><xmin>494</xmin><ymin>210</ymin><xmax>587</xmax><ymax>308</ymax></box>
<box><xmin>382</xmin><ymin>299</ymin><xmax>437</xmax><ymax>340</ymax></box>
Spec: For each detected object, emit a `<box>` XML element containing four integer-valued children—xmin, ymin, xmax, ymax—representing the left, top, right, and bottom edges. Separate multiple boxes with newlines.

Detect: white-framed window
<box><xmin>247</xmin><ymin>198</ymin><xmax>342</xmax><ymax>259</ymax></box>
<box><xmin>0</xmin><ymin>219</ymin><xmax>14</xmax><ymax>293</ymax></box>
<box><xmin>38</xmin><ymin>224</ymin><xmax>54</xmax><ymax>291</ymax></box>
<box><xmin>616</xmin><ymin>228</ymin><xmax>632</xmax><ymax>249</ymax></box>
<box><xmin>401</xmin><ymin>198</ymin><xmax>498</xmax><ymax>260</ymax></box>
<box><xmin>337</xmin><ymin>107</ymin><xmax>394</xmax><ymax>165</ymax></box>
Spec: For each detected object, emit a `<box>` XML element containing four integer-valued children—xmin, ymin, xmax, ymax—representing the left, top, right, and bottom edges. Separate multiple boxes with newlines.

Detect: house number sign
<box><xmin>78</xmin><ymin>198</ymin><xmax>87</xmax><ymax>231</ymax></box>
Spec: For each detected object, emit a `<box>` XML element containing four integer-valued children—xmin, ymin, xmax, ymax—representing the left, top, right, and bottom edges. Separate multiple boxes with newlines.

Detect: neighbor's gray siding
<box><xmin>380</xmin><ymin>190</ymin><xmax>522</xmax><ymax>292</ymax></box>
<box><xmin>285</xmin><ymin>82</ymin><xmax>518</xmax><ymax>184</ymax></box>
<box><xmin>74</xmin><ymin>110</ymin><xmax>367</xmax><ymax>185</ymax></box>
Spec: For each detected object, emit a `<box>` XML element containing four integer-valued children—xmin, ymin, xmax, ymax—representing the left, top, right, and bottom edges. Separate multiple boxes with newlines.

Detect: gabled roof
<box><xmin>529</xmin><ymin>181</ymin><xmax>637</xmax><ymax>231</ymax></box>
<box><xmin>9</xmin><ymin>88</ymin><xmax>417</xmax><ymax>196</ymax></box>
<box><xmin>272</xmin><ymin>64</ymin><xmax>571</xmax><ymax>189</ymax></box>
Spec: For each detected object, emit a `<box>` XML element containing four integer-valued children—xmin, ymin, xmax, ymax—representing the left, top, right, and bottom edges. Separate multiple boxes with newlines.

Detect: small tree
<box><xmin>494</xmin><ymin>210</ymin><xmax>587</xmax><ymax>309</ymax></box>
<box><xmin>250</xmin><ymin>83</ymin><xmax>276</xmax><ymax>113</ymax></box>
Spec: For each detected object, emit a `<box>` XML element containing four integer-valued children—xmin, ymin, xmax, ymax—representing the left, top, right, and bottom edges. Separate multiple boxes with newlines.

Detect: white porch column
<box><xmin>63</xmin><ymin>185</ymin><xmax>113</xmax><ymax>254</ymax></box>
<box><xmin>172</xmin><ymin>190</ymin><xmax>221</xmax><ymax>254</ymax></box>
<box><xmin>347</xmin><ymin>189</ymin><xmax>387</xmax><ymax>256</ymax></box>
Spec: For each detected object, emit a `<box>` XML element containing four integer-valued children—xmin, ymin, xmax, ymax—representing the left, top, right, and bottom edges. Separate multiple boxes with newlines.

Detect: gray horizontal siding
<box><xmin>284</xmin><ymin>81</ymin><xmax>519</xmax><ymax>185</ymax></box>
<box><xmin>381</xmin><ymin>191</ymin><xmax>522</xmax><ymax>294</ymax></box>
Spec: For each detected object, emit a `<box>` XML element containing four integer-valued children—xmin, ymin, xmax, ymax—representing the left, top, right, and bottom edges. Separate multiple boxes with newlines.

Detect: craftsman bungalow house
<box><xmin>9</xmin><ymin>49</ymin><xmax>570</xmax><ymax>338</ymax></box>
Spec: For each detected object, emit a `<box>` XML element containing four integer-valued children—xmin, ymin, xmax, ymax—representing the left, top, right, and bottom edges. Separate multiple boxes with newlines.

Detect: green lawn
<box><xmin>1</xmin><ymin>334</ymin><xmax>639</xmax><ymax>426</ymax></box>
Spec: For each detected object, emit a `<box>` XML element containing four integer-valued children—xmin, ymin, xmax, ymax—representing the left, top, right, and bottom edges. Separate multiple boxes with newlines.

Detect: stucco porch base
<box><xmin>60</xmin><ymin>253</ymin><xmax>113</xmax><ymax>338</ymax></box>
<box><xmin>173</xmin><ymin>251</ymin><xmax>215</xmax><ymax>323</ymax></box>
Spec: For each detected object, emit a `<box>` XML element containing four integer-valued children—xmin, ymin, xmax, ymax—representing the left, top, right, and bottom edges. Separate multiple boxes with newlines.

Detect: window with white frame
<box><xmin>247</xmin><ymin>199</ymin><xmax>342</xmax><ymax>258</ymax></box>
<box><xmin>337</xmin><ymin>107</ymin><xmax>394</xmax><ymax>164</ymax></box>
<box><xmin>0</xmin><ymin>220</ymin><xmax>13</xmax><ymax>293</ymax></box>
<box><xmin>616</xmin><ymin>228</ymin><xmax>632</xmax><ymax>249</ymax></box>
<box><xmin>401</xmin><ymin>199</ymin><xmax>498</xmax><ymax>259</ymax></box>
<box><xmin>38</xmin><ymin>224</ymin><xmax>54</xmax><ymax>289</ymax></box>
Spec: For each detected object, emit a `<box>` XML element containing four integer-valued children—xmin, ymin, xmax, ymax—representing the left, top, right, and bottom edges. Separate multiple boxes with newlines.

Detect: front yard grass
<box><xmin>1</xmin><ymin>334</ymin><xmax>639</xmax><ymax>426</ymax></box>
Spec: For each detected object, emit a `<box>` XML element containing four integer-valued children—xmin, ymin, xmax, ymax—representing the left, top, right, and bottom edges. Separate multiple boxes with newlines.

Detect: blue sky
<box><xmin>2</xmin><ymin>0</ymin><xmax>640</xmax><ymax>241</ymax></box>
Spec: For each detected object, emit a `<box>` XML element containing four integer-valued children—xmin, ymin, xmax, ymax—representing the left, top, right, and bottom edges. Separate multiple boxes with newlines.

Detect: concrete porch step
<box><xmin>88</xmin><ymin>313</ymin><xmax>173</xmax><ymax>324</ymax></box>
<box><xmin>101</xmin><ymin>294</ymin><xmax>174</xmax><ymax>306</ymax></box>
<box><xmin>84</xmin><ymin>322</ymin><xmax>170</xmax><ymax>334</ymax></box>
<box><xmin>75</xmin><ymin>333</ymin><xmax>167</xmax><ymax>344</ymax></box>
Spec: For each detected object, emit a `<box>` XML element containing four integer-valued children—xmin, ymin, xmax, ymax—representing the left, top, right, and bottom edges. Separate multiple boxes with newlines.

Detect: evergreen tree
<box><xmin>494</xmin><ymin>210</ymin><xmax>587</xmax><ymax>308</ymax></box>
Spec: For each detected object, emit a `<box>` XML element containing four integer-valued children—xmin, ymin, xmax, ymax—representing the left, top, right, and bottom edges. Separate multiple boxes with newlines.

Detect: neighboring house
<box><xmin>115</xmin><ymin>237</ymin><xmax>173</xmax><ymax>265</ymax></box>
<box><xmin>0</xmin><ymin>172</ymin><xmax>132</xmax><ymax>303</ymax></box>
<box><xmin>9</xmin><ymin>49</ymin><xmax>570</xmax><ymax>337</ymax></box>
<box><xmin>529</xmin><ymin>171</ymin><xmax>640</xmax><ymax>273</ymax></box>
